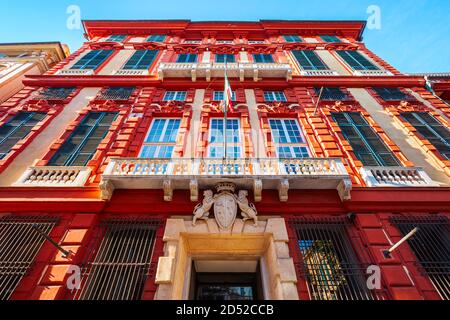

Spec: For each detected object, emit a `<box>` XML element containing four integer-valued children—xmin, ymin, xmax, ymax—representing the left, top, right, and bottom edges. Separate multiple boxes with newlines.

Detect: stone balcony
<box><xmin>100</xmin><ymin>158</ymin><xmax>352</xmax><ymax>202</ymax></box>
<box><xmin>158</xmin><ymin>62</ymin><xmax>293</xmax><ymax>82</ymax></box>
<box><xmin>359</xmin><ymin>166</ymin><xmax>438</xmax><ymax>187</ymax></box>
<box><xmin>14</xmin><ymin>166</ymin><xmax>92</xmax><ymax>187</ymax></box>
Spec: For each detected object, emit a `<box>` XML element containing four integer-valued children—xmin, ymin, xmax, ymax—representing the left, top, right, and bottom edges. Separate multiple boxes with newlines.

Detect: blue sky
<box><xmin>1</xmin><ymin>0</ymin><xmax>449</xmax><ymax>73</ymax></box>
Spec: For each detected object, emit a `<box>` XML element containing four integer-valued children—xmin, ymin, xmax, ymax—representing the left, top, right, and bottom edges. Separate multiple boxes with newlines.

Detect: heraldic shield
<box><xmin>214</xmin><ymin>192</ymin><xmax>238</xmax><ymax>230</ymax></box>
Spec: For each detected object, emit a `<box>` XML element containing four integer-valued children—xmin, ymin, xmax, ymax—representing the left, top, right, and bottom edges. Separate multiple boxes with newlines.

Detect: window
<box><xmin>373</xmin><ymin>88</ymin><xmax>409</xmax><ymax>101</ymax></box>
<box><xmin>176</xmin><ymin>53</ymin><xmax>198</xmax><ymax>63</ymax></box>
<box><xmin>253</xmin><ymin>53</ymin><xmax>274</xmax><ymax>63</ymax></box>
<box><xmin>264</xmin><ymin>91</ymin><xmax>287</xmax><ymax>102</ymax></box>
<box><xmin>400</xmin><ymin>112</ymin><xmax>450</xmax><ymax>159</ymax></box>
<box><xmin>98</xmin><ymin>87</ymin><xmax>135</xmax><ymax>100</ymax></box>
<box><xmin>71</xmin><ymin>50</ymin><xmax>114</xmax><ymax>70</ymax></box>
<box><xmin>336</xmin><ymin>51</ymin><xmax>379</xmax><ymax>71</ymax></box>
<box><xmin>291</xmin><ymin>217</ymin><xmax>383</xmax><ymax>300</ymax></box>
<box><xmin>315</xmin><ymin>87</ymin><xmax>348</xmax><ymax>100</ymax></box>
<box><xmin>269</xmin><ymin>119</ymin><xmax>310</xmax><ymax>158</ymax></box>
<box><xmin>0</xmin><ymin>216</ymin><xmax>58</xmax><ymax>300</ymax></box>
<box><xmin>283</xmin><ymin>35</ymin><xmax>302</xmax><ymax>43</ymax></box>
<box><xmin>321</xmin><ymin>35</ymin><xmax>342</xmax><ymax>43</ymax></box>
<box><xmin>106</xmin><ymin>35</ymin><xmax>127</xmax><ymax>42</ymax></box>
<box><xmin>70</xmin><ymin>219</ymin><xmax>160</xmax><ymax>300</ymax></box>
<box><xmin>48</xmin><ymin>112</ymin><xmax>118</xmax><ymax>166</ymax></box>
<box><xmin>148</xmin><ymin>35</ymin><xmax>166</xmax><ymax>42</ymax></box>
<box><xmin>163</xmin><ymin>91</ymin><xmax>187</xmax><ymax>101</ymax></box>
<box><xmin>213</xmin><ymin>91</ymin><xmax>236</xmax><ymax>101</ymax></box>
<box><xmin>39</xmin><ymin>87</ymin><xmax>76</xmax><ymax>100</ymax></box>
<box><xmin>215</xmin><ymin>54</ymin><xmax>235</xmax><ymax>63</ymax></box>
<box><xmin>0</xmin><ymin>112</ymin><xmax>46</xmax><ymax>159</ymax></box>
<box><xmin>332</xmin><ymin>112</ymin><xmax>400</xmax><ymax>166</ymax></box>
<box><xmin>139</xmin><ymin>118</ymin><xmax>181</xmax><ymax>158</ymax></box>
<box><xmin>208</xmin><ymin>119</ymin><xmax>241</xmax><ymax>158</ymax></box>
<box><xmin>123</xmin><ymin>50</ymin><xmax>158</xmax><ymax>70</ymax></box>
<box><xmin>391</xmin><ymin>216</ymin><xmax>450</xmax><ymax>300</ymax></box>
<box><xmin>292</xmin><ymin>50</ymin><xmax>329</xmax><ymax>70</ymax></box>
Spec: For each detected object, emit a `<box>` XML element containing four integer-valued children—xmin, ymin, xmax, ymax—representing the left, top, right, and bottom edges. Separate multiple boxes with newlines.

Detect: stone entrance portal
<box><xmin>154</xmin><ymin>217</ymin><xmax>299</xmax><ymax>300</ymax></box>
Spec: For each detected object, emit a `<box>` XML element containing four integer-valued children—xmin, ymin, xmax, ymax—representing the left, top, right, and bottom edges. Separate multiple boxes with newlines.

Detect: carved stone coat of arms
<box><xmin>192</xmin><ymin>182</ymin><xmax>258</xmax><ymax>229</ymax></box>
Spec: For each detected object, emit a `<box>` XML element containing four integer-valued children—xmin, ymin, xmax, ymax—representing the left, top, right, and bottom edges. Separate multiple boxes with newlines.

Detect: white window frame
<box><xmin>248</xmin><ymin>40</ymin><xmax>266</xmax><ymax>44</ymax></box>
<box><xmin>264</xmin><ymin>91</ymin><xmax>287</xmax><ymax>102</ymax></box>
<box><xmin>207</xmin><ymin>118</ymin><xmax>243</xmax><ymax>158</ymax></box>
<box><xmin>213</xmin><ymin>91</ymin><xmax>236</xmax><ymax>101</ymax></box>
<box><xmin>139</xmin><ymin>118</ymin><xmax>182</xmax><ymax>158</ymax></box>
<box><xmin>269</xmin><ymin>118</ymin><xmax>311</xmax><ymax>158</ymax></box>
<box><xmin>184</xmin><ymin>40</ymin><xmax>202</xmax><ymax>44</ymax></box>
<box><xmin>163</xmin><ymin>91</ymin><xmax>187</xmax><ymax>101</ymax></box>
<box><xmin>216</xmin><ymin>40</ymin><xmax>234</xmax><ymax>44</ymax></box>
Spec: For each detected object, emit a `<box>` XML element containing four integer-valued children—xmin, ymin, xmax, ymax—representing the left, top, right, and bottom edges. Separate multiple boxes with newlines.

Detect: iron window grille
<box><xmin>97</xmin><ymin>87</ymin><xmax>135</xmax><ymax>101</ymax></box>
<box><xmin>315</xmin><ymin>87</ymin><xmax>349</xmax><ymax>101</ymax></box>
<box><xmin>0</xmin><ymin>216</ymin><xmax>59</xmax><ymax>300</ymax></box>
<box><xmin>0</xmin><ymin>112</ymin><xmax>46</xmax><ymax>160</ymax></box>
<box><xmin>373</xmin><ymin>88</ymin><xmax>410</xmax><ymax>101</ymax></box>
<box><xmin>69</xmin><ymin>218</ymin><xmax>161</xmax><ymax>300</ymax></box>
<box><xmin>38</xmin><ymin>87</ymin><xmax>76</xmax><ymax>100</ymax></box>
<box><xmin>400</xmin><ymin>112</ymin><xmax>450</xmax><ymax>160</ymax></box>
<box><xmin>290</xmin><ymin>217</ymin><xmax>385</xmax><ymax>300</ymax></box>
<box><xmin>48</xmin><ymin>112</ymin><xmax>118</xmax><ymax>166</ymax></box>
<box><xmin>336</xmin><ymin>50</ymin><xmax>379</xmax><ymax>71</ymax></box>
<box><xmin>331</xmin><ymin>112</ymin><xmax>401</xmax><ymax>166</ymax></box>
<box><xmin>391</xmin><ymin>216</ymin><xmax>450</xmax><ymax>300</ymax></box>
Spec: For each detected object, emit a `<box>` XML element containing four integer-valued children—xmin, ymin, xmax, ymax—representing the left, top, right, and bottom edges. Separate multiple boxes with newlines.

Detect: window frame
<box><xmin>264</xmin><ymin>91</ymin><xmax>287</xmax><ymax>102</ymax></box>
<box><xmin>213</xmin><ymin>91</ymin><xmax>236</xmax><ymax>102</ymax></box>
<box><xmin>176</xmin><ymin>53</ymin><xmax>198</xmax><ymax>63</ymax></box>
<box><xmin>373</xmin><ymin>88</ymin><xmax>410</xmax><ymax>101</ymax></box>
<box><xmin>106</xmin><ymin>35</ymin><xmax>127</xmax><ymax>42</ymax></box>
<box><xmin>283</xmin><ymin>35</ymin><xmax>303</xmax><ymax>43</ymax></box>
<box><xmin>70</xmin><ymin>50</ymin><xmax>114</xmax><ymax>70</ymax></box>
<box><xmin>268</xmin><ymin>118</ymin><xmax>311</xmax><ymax>158</ymax></box>
<box><xmin>139</xmin><ymin>118</ymin><xmax>182</xmax><ymax>159</ymax></box>
<box><xmin>122</xmin><ymin>50</ymin><xmax>159</xmax><ymax>70</ymax></box>
<box><xmin>252</xmin><ymin>53</ymin><xmax>275</xmax><ymax>63</ymax></box>
<box><xmin>147</xmin><ymin>35</ymin><xmax>166</xmax><ymax>42</ymax></box>
<box><xmin>215</xmin><ymin>54</ymin><xmax>236</xmax><ymax>63</ymax></box>
<box><xmin>336</xmin><ymin>50</ymin><xmax>379</xmax><ymax>71</ymax></box>
<box><xmin>163</xmin><ymin>91</ymin><xmax>187</xmax><ymax>102</ymax></box>
<box><xmin>320</xmin><ymin>35</ymin><xmax>342</xmax><ymax>43</ymax></box>
<box><xmin>207</xmin><ymin>118</ymin><xmax>243</xmax><ymax>159</ymax></box>
<box><xmin>292</xmin><ymin>50</ymin><xmax>329</xmax><ymax>71</ymax></box>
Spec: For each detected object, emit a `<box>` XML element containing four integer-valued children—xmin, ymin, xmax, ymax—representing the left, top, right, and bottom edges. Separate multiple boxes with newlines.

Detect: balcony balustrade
<box><xmin>353</xmin><ymin>70</ymin><xmax>393</xmax><ymax>76</ymax></box>
<box><xmin>114</xmin><ymin>69</ymin><xmax>149</xmax><ymax>76</ymax></box>
<box><xmin>360</xmin><ymin>166</ymin><xmax>438</xmax><ymax>187</ymax></box>
<box><xmin>158</xmin><ymin>62</ymin><xmax>292</xmax><ymax>82</ymax></box>
<box><xmin>14</xmin><ymin>166</ymin><xmax>92</xmax><ymax>187</ymax></box>
<box><xmin>100</xmin><ymin>157</ymin><xmax>352</xmax><ymax>202</ymax></box>
<box><xmin>300</xmin><ymin>70</ymin><xmax>339</xmax><ymax>76</ymax></box>
<box><xmin>56</xmin><ymin>69</ymin><xmax>94</xmax><ymax>76</ymax></box>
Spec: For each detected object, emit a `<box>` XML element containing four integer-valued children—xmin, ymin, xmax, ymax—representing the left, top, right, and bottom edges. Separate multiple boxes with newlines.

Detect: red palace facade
<box><xmin>0</xmin><ymin>20</ymin><xmax>449</xmax><ymax>301</ymax></box>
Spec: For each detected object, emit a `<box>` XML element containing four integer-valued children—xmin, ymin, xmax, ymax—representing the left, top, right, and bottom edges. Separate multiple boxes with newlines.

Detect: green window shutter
<box><xmin>123</xmin><ymin>50</ymin><xmax>158</xmax><ymax>69</ymax></box>
<box><xmin>292</xmin><ymin>50</ymin><xmax>328</xmax><ymax>70</ymax></box>
<box><xmin>71</xmin><ymin>50</ymin><xmax>114</xmax><ymax>70</ymax></box>
<box><xmin>336</xmin><ymin>51</ymin><xmax>379</xmax><ymax>71</ymax></box>
<box><xmin>321</xmin><ymin>36</ymin><xmax>341</xmax><ymax>43</ymax></box>
<box><xmin>332</xmin><ymin>112</ymin><xmax>400</xmax><ymax>166</ymax></box>
<box><xmin>48</xmin><ymin>112</ymin><xmax>118</xmax><ymax>166</ymax></box>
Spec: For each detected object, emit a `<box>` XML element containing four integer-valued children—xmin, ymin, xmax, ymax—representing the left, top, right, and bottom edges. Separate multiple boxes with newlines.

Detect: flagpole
<box><xmin>224</xmin><ymin>57</ymin><xmax>228</xmax><ymax>161</ymax></box>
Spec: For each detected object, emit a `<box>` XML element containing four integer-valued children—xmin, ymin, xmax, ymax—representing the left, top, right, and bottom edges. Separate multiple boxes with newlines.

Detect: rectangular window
<box><xmin>208</xmin><ymin>119</ymin><xmax>241</xmax><ymax>158</ymax></box>
<box><xmin>215</xmin><ymin>54</ymin><xmax>235</xmax><ymax>63</ymax></box>
<box><xmin>315</xmin><ymin>87</ymin><xmax>348</xmax><ymax>100</ymax></box>
<box><xmin>400</xmin><ymin>112</ymin><xmax>450</xmax><ymax>159</ymax></box>
<box><xmin>0</xmin><ymin>112</ymin><xmax>46</xmax><ymax>159</ymax></box>
<box><xmin>0</xmin><ymin>216</ymin><xmax>58</xmax><ymax>300</ymax></box>
<box><xmin>107</xmin><ymin>35</ymin><xmax>127</xmax><ymax>42</ymax></box>
<box><xmin>292</xmin><ymin>50</ymin><xmax>329</xmax><ymax>71</ymax></box>
<box><xmin>98</xmin><ymin>87</ymin><xmax>135</xmax><ymax>100</ymax></box>
<box><xmin>373</xmin><ymin>88</ymin><xmax>409</xmax><ymax>101</ymax></box>
<box><xmin>291</xmin><ymin>217</ymin><xmax>382</xmax><ymax>300</ymax></box>
<box><xmin>391</xmin><ymin>216</ymin><xmax>450</xmax><ymax>300</ymax></box>
<box><xmin>253</xmin><ymin>53</ymin><xmax>274</xmax><ymax>63</ymax></box>
<box><xmin>163</xmin><ymin>91</ymin><xmax>187</xmax><ymax>101</ymax></box>
<box><xmin>284</xmin><ymin>35</ymin><xmax>302</xmax><ymax>43</ymax></box>
<box><xmin>39</xmin><ymin>87</ymin><xmax>76</xmax><ymax>100</ymax></box>
<box><xmin>213</xmin><ymin>91</ymin><xmax>236</xmax><ymax>101</ymax></box>
<box><xmin>48</xmin><ymin>112</ymin><xmax>118</xmax><ymax>166</ymax></box>
<box><xmin>332</xmin><ymin>112</ymin><xmax>400</xmax><ymax>166</ymax></box>
<box><xmin>123</xmin><ymin>50</ymin><xmax>158</xmax><ymax>70</ymax></box>
<box><xmin>176</xmin><ymin>53</ymin><xmax>198</xmax><ymax>63</ymax></box>
<box><xmin>264</xmin><ymin>91</ymin><xmax>287</xmax><ymax>102</ymax></box>
<box><xmin>336</xmin><ymin>50</ymin><xmax>379</xmax><ymax>71</ymax></box>
<box><xmin>71</xmin><ymin>50</ymin><xmax>114</xmax><ymax>70</ymax></box>
<box><xmin>148</xmin><ymin>35</ymin><xmax>166</xmax><ymax>42</ymax></box>
<box><xmin>321</xmin><ymin>35</ymin><xmax>342</xmax><ymax>43</ymax></box>
<box><xmin>269</xmin><ymin>119</ymin><xmax>310</xmax><ymax>158</ymax></box>
<box><xmin>139</xmin><ymin>118</ymin><xmax>181</xmax><ymax>158</ymax></box>
<box><xmin>70</xmin><ymin>219</ymin><xmax>160</xmax><ymax>300</ymax></box>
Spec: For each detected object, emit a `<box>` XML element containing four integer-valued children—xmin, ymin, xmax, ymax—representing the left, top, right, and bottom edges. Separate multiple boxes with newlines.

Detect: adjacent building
<box><xmin>0</xmin><ymin>20</ymin><xmax>449</xmax><ymax>301</ymax></box>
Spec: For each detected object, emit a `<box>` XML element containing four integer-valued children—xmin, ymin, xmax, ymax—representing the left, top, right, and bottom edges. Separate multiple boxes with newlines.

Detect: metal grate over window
<box><xmin>290</xmin><ymin>217</ymin><xmax>384</xmax><ymax>300</ymax></box>
<box><xmin>39</xmin><ymin>87</ymin><xmax>76</xmax><ymax>100</ymax></box>
<box><xmin>0</xmin><ymin>216</ymin><xmax>58</xmax><ymax>300</ymax></box>
<box><xmin>98</xmin><ymin>87</ymin><xmax>135</xmax><ymax>100</ymax></box>
<box><xmin>70</xmin><ymin>218</ymin><xmax>161</xmax><ymax>300</ymax></box>
<box><xmin>391</xmin><ymin>216</ymin><xmax>450</xmax><ymax>300</ymax></box>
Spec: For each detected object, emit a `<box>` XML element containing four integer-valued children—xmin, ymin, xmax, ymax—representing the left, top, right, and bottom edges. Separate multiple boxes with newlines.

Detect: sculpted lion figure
<box><xmin>235</xmin><ymin>190</ymin><xmax>258</xmax><ymax>226</ymax></box>
<box><xmin>192</xmin><ymin>190</ymin><xmax>214</xmax><ymax>226</ymax></box>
